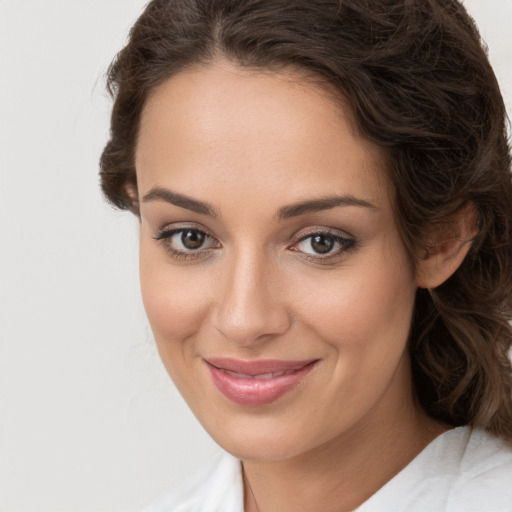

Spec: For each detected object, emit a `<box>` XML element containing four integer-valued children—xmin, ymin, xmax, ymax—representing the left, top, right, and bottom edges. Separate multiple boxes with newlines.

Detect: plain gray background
<box><xmin>0</xmin><ymin>1</ymin><xmax>511</xmax><ymax>511</ymax></box>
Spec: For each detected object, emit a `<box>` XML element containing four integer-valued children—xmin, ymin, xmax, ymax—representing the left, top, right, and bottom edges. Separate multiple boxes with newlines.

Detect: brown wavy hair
<box><xmin>100</xmin><ymin>0</ymin><xmax>512</xmax><ymax>440</ymax></box>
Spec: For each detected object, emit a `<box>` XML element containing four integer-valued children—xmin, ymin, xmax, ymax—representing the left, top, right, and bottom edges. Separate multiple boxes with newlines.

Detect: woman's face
<box><xmin>135</xmin><ymin>61</ymin><xmax>420</xmax><ymax>461</ymax></box>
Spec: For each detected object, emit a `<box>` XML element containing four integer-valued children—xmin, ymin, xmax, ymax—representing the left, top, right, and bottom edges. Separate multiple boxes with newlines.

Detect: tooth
<box><xmin>223</xmin><ymin>368</ymin><xmax>298</xmax><ymax>379</ymax></box>
<box><xmin>225</xmin><ymin>370</ymin><xmax>253</xmax><ymax>379</ymax></box>
<box><xmin>254</xmin><ymin>372</ymin><xmax>274</xmax><ymax>379</ymax></box>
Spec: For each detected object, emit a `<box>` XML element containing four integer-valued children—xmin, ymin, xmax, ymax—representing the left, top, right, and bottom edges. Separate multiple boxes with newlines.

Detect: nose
<box><xmin>210</xmin><ymin>249</ymin><xmax>291</xmax><ymax>347</ymax></box>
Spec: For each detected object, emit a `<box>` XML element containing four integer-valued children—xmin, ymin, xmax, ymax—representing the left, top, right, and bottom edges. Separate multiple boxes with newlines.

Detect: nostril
<box><xmin>211</xmin><ymin>299</ymin><xmax>291</xmax><ymax>346</ymax></box>
<box><xmin>209</xmin><ymin>256</ymin><xmax>291</xmax><ymax>344</ymax></box>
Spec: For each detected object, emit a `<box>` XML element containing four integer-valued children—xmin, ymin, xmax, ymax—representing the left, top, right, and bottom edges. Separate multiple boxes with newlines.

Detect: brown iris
<box><xmin>310</xmin><ymin>234</ymin><xmax>335</xmax><ymax>254</ymax></box>
<box><xmin>181</xmin><ymin>230</ymin><xmax>206</xmax><ymax>250</ymax></box>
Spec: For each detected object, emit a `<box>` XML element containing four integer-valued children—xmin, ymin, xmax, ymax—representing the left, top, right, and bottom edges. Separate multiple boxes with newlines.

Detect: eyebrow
<box><xmin>276</xmin><ymin>195</ymin><xmax>377</xmax><ymax>220</ymax></box>
<box><xmin>142</xmin><ymin>186</ymin><xmax>376</xmax><ymax>219</ymax></box>
<box><xmin>142</xmin><ymin>186</ymin><xmax>220</xmax><ymax>217</ymax></box>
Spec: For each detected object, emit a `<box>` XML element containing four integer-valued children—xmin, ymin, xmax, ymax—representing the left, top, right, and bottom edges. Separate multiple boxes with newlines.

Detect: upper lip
<box><xmin>204</xmin><ymin>357</ymin><xmax>318</xmax><ymax>376</ymax></box>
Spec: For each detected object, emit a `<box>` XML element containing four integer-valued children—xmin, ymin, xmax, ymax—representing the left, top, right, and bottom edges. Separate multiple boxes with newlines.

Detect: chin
<box><xmin>197</xmin><ymin>408</ymin><xmax>324</xmax><ymax>462</ymax></box>
<box><xmin>215</xmin><ymin>432</ymin><xmax>304</xmax><ymax>462</ymax></box>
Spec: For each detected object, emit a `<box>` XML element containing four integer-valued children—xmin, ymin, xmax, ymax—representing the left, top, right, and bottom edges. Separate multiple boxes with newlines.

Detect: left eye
<box><xmin>155</xmin><ymin>228</ymin><xmax>219</xmax><ymax>256</ymax></box>
<box><xmin>292</xmin><ymin>232</ymin><xmax>355</xmax><ymax>257</ymax></box>
<box><xmin>173</xmin><ymin>229</ymin><xmax>210</xmax><ymax>250</ymax></box>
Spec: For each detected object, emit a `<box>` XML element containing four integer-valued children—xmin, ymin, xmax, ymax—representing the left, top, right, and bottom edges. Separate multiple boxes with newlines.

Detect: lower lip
<box><xmin>205</xmin><ymin>361</ymin><xmax>318</xmax><ymax>407</ymax></box>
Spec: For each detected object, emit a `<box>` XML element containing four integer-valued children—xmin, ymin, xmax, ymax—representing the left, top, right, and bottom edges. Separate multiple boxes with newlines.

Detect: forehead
<box><xmin>135</xmin><ymin>60</ymin><xmax>391</xmax><ymax>209</ymax></box>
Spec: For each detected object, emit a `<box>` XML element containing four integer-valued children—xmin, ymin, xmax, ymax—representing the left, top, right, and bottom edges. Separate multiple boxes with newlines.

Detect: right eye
<box><xmin>154</xmin><ymin>228</ymin><xmax>220</xmax><ymax>260</ymax></box>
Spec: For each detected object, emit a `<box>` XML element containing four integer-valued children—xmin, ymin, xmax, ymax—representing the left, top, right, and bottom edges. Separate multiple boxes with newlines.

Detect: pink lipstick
<box><xmin>204</xmin><ymin>358</ymin><xmax>318</xmax><ymax>406</ymax></box>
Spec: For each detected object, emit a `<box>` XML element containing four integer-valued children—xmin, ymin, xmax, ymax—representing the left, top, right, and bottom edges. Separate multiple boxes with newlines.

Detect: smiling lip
<box><xmin>204</xmin><ymin>358</ymin><xmax>319</xmax><ymax>407</ymax></box>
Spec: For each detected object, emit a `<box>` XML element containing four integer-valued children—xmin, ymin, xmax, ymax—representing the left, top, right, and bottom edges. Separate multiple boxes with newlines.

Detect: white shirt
<box><xmin>143</xmin><ymin>426</ymin><xmax>512</xmax><ymax>512</ymax></box>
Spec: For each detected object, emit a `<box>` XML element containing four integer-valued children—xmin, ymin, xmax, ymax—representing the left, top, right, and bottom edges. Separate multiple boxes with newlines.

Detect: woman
<box><xmin>100</xmin><ymin>0</ymin><xmax>512</xmax><ymax>510</ymax></box>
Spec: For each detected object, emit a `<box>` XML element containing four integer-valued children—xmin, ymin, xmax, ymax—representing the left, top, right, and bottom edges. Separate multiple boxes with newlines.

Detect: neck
<box><xmin>242</xmin><ymin>372</ymin><xmax>447</xmax><ymax>512</ymax></box>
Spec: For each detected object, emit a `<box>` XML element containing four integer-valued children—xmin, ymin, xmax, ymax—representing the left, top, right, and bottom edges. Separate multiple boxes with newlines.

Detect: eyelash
<box><xmin>153</xmin><ymin>227</ymin><xmax>220</xmax><ymax>261</ymax></box>
<box><xmin>153</xmin><ymin>227</ymin><xmax>357</xmax><ymax>263</ymax></box>
<box><xmin>290</xmin><ymin>228</ymin><xmax>357</xmax><ymax>263</ymax></box>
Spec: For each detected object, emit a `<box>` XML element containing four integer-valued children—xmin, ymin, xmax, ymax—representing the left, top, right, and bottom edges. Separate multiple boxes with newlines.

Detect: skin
<box><xmin>135</xmin><ymin>60</ymin><xmax>451</xmax><ymax>512</ymax></box>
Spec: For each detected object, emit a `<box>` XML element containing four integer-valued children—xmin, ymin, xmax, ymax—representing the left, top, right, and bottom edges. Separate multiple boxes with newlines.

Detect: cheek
<box><xmin>295</xmin><ymin>246</ymin><xmax>416</xmax><ymax>355</ymax></box>
<box><xmin>139</xmin><ymin>241</ymin><xmax>211</xmax><ymax>345</ymax></box>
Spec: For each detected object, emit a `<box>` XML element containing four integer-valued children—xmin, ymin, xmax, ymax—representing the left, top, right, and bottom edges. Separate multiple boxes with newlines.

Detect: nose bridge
<box><xmin>212</xmin><ymin>244</ymin><xmax>290</xmax><ymax>345</ymax></box>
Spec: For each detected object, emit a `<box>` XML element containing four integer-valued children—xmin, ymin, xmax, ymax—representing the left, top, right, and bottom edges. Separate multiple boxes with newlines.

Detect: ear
<box><xmin>124</xmin><ymin>182</ymin><xmax>140</xmax><ymax>213</ymax></box>
<box><xmin>416</xmin><ymin>203</ymin><xmax>478</xmax><ymax>289</ymax></box>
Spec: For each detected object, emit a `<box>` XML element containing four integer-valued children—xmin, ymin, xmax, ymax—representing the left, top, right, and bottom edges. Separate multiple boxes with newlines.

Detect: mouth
<box><xmin>204</xmin><ymin>357</ymin><xmax>319</xmax><ymax>407</ymax></box>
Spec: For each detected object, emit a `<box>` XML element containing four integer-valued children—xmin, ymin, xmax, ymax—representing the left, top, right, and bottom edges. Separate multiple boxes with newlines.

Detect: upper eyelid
<box><xmin>291</xmin><ymin>232</ymin><xmax>355</xmax><ymax>250</ymax></box>
<box><xmin>155</xmin><ymin>223</ymin><xmax>218</xmax><ymax>240</ymax></box>
<box><xmin>291</xmin><ymin>226</ymin><xmax>354</xmax><ymax>242</ymax></box>
<box><xmin>157</xmin><ymin>229</ymin><xmax>220</xmax><ymax>249</ymax></box>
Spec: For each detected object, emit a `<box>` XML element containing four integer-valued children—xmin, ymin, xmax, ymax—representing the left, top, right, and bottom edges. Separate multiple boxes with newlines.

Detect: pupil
<box><xmin>181</xmin><ymin>230</ymin><xmax>205</xmax><ymax>250</ymax></box>
<box><xmin>311</xmin><ymin>235</ymin><xmax>334</xmax><ymax>254</ymax></box>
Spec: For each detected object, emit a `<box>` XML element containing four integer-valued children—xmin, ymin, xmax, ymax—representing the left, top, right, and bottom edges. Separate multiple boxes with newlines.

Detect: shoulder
<box><xmin>357</xmin><ymin>426</ymin><xmax>512</xmax><ymax>512</ymax></box>
<box><xmin>141</xmin><ymin>451</ymin><xmax>244</xmax><ymax>512</ymax></box>
<box><xmin>447</xmin><ymin>428</ymin><xmax>512</xmax><ymax>512</ymax></box>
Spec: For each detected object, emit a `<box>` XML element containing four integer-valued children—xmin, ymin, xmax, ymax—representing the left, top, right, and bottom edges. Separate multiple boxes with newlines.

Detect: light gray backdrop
<box><xmin>0</xmin><ymin>1</ymin><xmax>511</xmax><ymax>511</ymax></box>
